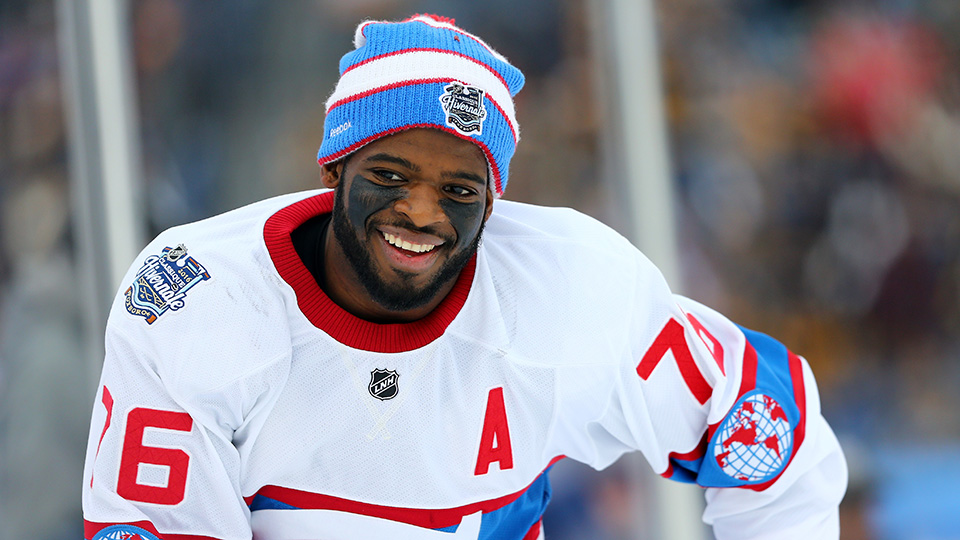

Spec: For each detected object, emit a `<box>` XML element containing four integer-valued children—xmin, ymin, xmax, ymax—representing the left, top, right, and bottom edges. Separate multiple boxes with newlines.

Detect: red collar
<box><xmin>263</xmin><ymin>191</ymin><xmax>475</xmax><ymax>353</ymax></box>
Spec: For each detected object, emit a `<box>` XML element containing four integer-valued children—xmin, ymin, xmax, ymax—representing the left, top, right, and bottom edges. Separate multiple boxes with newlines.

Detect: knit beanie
<box><xmin>316</xmin><ymin>14</ymin><xmax>525</xmax><ymax>197</ymax></box>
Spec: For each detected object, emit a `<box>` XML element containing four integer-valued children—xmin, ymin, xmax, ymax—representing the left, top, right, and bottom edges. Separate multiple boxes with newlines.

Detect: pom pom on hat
<box><xmin>317</xmin><ymin>14</ymin><xmax>525</xmax><ymax>197</ymax></box>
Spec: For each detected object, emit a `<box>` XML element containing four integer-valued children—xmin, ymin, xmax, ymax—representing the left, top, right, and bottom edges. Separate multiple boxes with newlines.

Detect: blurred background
<box><xmin>1</xmin><ymin>0</ymin><xmax>959</xmax><ymax>539</ymax></box>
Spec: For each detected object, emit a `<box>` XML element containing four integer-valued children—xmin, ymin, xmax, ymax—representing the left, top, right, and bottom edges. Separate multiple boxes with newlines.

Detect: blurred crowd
<box><xmin>1</xmin><ymin>1</ymin><xmax>958</xmax><ymax>539</ymax></box>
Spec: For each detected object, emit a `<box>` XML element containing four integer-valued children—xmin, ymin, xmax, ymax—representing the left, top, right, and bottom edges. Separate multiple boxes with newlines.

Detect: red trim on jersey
<box><xmin>747</xmin><ymin>350</ymin><xmax>807</xmax><ymax>492</ymax></box>
<box><xmin>659</xmin><ymin>432</ymin><xmax>709</xmax><ymax>479</ymax></box>
<box><xmin>738</xmin><ymin>339</ymin><xmax>759</xmax><ymax>397</ymax></box>
<box><xmin>90</xmin><ymin>385</ymin><xmax>114</xmax><ymax>487</ymax></box>
<box><xmin>84</xmin><ymin>520</ymin><xmax>221</xmax><ymax>540</ymax></box>
<box><xmin>685</xmin><ymin>313</ymin><xmax>725</xmax><ymax>375</ymax></box>
<box><xmin>317</xmin><ymin>123</ymin><xmax>504</xmax><ymax>196</ymax></box>
<box><xmin>246</xmin><ymin>455</ymin><xmax>565</xmax><ymax>529</ymax></box>
<box><xmin>523</xmin><ymin>519</ymin><xmax>542</xmax><ymax>540</ymax></box>
<box><xmin>263</xmin><ymin>191</ymin><xmax>476</xmax><ymax>353</ymax></box>
<box><xmin>703</xmin><ymin>339</ymin><xmax>760</xmax><ymax>444</ymax></box>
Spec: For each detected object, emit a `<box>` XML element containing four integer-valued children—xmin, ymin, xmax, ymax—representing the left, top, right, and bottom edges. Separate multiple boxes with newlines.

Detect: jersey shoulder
<box><xmin>477</xmin><ymin>201</ymin><xmax>670</xmax><ymax>367</ymax></box>
<box><xmin>486</xmin><ymin>200</ymin><xmax>635</xmax><ymax>253</ymax></box>
<box><xmin>483</xmin><ymin>200</ymin><xmax>657</xmax><ymax>289</ymax></box>
<box><xmin>105</xmin><ymin>190</ymin><xmax>324</xmax><ymax>393</ymax></box>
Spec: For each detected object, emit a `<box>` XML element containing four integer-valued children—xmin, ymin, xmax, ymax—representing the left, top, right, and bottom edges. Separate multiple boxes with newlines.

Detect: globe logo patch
<box><xmin>713</xmin><ymin>392</ymin><xmax>793</xmax><ymax>482</ymax></box>
<box><xmin>439</xmin><ymin>82</ymin><xmax>487</xmax><ymax>135</ymax></box>
<box><xmin>91</xmin><ymin>524</ymin><xmax>160</xmax><ymax>540</ymax></box>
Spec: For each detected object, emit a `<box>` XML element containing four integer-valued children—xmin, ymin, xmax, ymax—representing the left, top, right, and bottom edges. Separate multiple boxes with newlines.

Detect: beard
<box><xmin>331</xmin><ymin>184</ymin><xmax>484</xmax><ymax>313</ymax></box>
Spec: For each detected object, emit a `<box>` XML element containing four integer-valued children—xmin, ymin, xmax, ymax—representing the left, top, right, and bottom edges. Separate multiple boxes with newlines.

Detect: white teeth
<box><xmin>382</xmin><ymin>232</ymin><xmax>437</xmax><ymax>254</ymax></box>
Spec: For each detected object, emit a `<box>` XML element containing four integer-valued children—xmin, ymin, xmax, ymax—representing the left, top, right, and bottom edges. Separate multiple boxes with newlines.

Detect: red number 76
<box><xmin>636</xmin><ymin>315</ymin><xmax>724</xmax><ymax>405</ymax></box>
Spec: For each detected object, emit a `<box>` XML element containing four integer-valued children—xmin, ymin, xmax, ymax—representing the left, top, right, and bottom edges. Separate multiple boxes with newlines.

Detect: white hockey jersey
<box><xmin>82</xmin><ymin>190</ymin><xmax>846</xmax><ymax>540</ymax></box>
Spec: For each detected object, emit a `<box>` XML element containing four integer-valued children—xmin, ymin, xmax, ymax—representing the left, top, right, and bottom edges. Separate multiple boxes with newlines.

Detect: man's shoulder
<box><xmin>106</xmin><ymin>192</ymin><xmax>323</xmax><ymax>375</ymax></box>
<box><xmin>160</xmin><ymin>189</ymin><xmax>326</xmax><ymax>240</ymax></box>
<box><xmin>486</xmin><ymin>200</ymin><xmax>635</xmax><ymax>253</ymax></box>
<box><xmin>140</xmin><ymin>189</ymin><xmax>326</xmax><ymax>281</ymax></box>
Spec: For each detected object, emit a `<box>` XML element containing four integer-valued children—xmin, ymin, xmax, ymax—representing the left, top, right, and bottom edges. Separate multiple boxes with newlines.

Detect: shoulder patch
<box><xmin>92</xmin><ymin>524</ymin><xmax>160</xmax><ymax>540</ymax></box>
<box><xmin>710</xmin><ymin>391</ymin><xmax>793</xmax><ymax>484</ymax></box>
<box><xmin>124</xmin><ymin>244</ymin><xmax>211</xmax><ymax>324</ymax></box>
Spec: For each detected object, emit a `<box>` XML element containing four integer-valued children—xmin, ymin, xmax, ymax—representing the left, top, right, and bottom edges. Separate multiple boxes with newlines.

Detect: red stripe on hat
<box><xmin>317</xmin><ymin>123</ymin><xmax>504</xmax><ymax>196</ymax></box>
<box><xmin>326</xmin><ymin>78</ymin><xmax>518</xmax><ymax>145</ymax></box>
<box><xmin>342</xmin><ymin>47</ymin><xmax>512</xmax><ymax>97</ymax></box>
<box><xmin>404</xmin><ymin>13</ymin><xmax>456</xmax><ymax>26</ymax></box>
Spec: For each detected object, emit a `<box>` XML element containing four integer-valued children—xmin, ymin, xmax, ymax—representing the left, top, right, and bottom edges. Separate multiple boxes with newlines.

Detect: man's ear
<box><xmin>320</xmin><ymin>160</ymin><xmax>345</xmax><ymax>189</ymax></box>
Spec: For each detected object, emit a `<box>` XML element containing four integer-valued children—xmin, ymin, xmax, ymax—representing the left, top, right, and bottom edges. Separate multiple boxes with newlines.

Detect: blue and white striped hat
<box><xmin>317</xmin><ymin>14</ymin><xmax>526</xmax><ymax>197</ymax></box>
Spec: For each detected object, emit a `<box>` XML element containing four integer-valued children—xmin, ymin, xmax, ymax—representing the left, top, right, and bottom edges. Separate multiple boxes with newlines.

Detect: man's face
<box><xmin>324</xmin><ymin>128</ymin><xmax>493</xmax><ymax>315</ymax></box>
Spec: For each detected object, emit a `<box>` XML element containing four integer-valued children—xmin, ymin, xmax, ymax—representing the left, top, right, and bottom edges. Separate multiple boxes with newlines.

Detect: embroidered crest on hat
<box><xmin>439</xmin><ymin>82</ymin><xmax>487</xmax><ymax>135</ymax></box>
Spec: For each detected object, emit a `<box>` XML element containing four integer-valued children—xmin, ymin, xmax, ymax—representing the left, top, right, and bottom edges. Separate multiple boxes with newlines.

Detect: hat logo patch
<box><xmin>439</xmin><ymin>82</ymin><xmax>487</xmax><ymax>135</ymax></box>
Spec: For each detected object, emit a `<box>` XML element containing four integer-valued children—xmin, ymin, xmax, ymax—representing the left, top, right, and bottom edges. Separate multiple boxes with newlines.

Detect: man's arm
<box><xmin>626</xmin><ymin>293</ymin><xmax>847</xmax><ymax>539</ymax></box>
<box><xmin>82</xmin><ymin>323</ymin><xmax>253</xmax><ymax>540</ymax></box>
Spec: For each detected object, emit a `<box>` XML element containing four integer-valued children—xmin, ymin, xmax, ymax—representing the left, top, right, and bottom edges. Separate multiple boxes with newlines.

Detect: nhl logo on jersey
<box><xmin>124</xmin><ymin>244</ymin><xmax>211</xmax><ymax>324</ymax></box>
<box><xmin>368</xmin><ymin>368</ymin><xmax>399</xmax><ymax>400</ymax></box>
<box><xmin>438</xmin><ymin>82</ymin><xmax>487</xmax><ymax>135</ymax></box>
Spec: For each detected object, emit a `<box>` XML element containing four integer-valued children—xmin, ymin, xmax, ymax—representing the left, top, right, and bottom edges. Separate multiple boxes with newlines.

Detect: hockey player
<box><xmin>82</xmin><ymin>14</ymin><xmax>846</xmax><ymax>540</ymax></box>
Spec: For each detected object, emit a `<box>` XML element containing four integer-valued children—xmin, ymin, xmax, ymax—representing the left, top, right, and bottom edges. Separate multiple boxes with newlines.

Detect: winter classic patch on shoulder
<box><xmin>124</xmin><ymin>244</ymin><xmax>210</xmax><ymax>324</ymax></box>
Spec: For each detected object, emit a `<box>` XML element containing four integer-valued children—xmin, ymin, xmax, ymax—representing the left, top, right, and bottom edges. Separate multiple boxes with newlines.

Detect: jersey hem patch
<box><xmin>91</xmin><ymin>524</ymin><xmax>161</xmax><ymax>540</ymax></box>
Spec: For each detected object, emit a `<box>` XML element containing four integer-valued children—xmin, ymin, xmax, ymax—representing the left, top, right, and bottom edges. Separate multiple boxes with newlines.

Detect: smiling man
<box><xmin>82</xmin><ymin>14</ymin><xmax>846</xmax><ymax>540</ymax></box>
<box><xmin>318</xmin><ymin>128</ymin><xmax>493</xmax><ymax>321</ymax></box>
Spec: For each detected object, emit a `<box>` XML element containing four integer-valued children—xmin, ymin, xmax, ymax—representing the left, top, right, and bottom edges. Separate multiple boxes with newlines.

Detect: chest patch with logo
<box><xmin>124</xmin><ymin>244</ymin><xmax>210</xmax><ymax>324</ymax></box>
<box><xmin>368</xmin><ymin>368</ymin><xmax>399</xmax><ymax>401</ymax></box>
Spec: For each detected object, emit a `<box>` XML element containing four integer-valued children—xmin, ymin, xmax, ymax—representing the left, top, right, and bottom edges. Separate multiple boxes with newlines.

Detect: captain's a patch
<box><xmin>124</xmin><ymin>244</ymin><xmax>210</xmax><ymax>324</ymax></box>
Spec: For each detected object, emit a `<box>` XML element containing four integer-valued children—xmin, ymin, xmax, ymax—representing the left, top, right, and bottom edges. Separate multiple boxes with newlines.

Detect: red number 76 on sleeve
<box><xmin>636</xmin><ymin>316</ymin><xmax>723</xmax><ymax>405</ymax></box>
<box><xmin>117</xmin><ymin>407</ymin><xmax>194</xmax><ymax>505</ymax></box>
